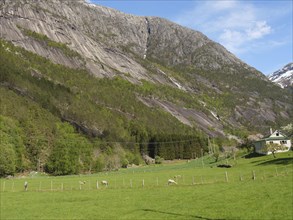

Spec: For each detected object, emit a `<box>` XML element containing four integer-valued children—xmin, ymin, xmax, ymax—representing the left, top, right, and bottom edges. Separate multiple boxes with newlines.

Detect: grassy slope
<box><xmin>1</xmin><ymin>152</ymin><xmax>292</xmax><ymax>219</ymax></box>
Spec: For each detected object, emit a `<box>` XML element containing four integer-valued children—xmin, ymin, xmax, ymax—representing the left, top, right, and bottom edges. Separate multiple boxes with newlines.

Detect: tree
<box><xmin>0</xmin><ymin>143</ymin><xmax>16</xmax><ymax>177</ymax></box>
<box><xmin>0</xmin><ymin>116</ymin><xmax>27</xmax><ymax>173</ymax></box>
<box><xmin>262</xmin><ymin>143</ymin><xmax>287</xmax><ymax>158</ymax></box>
<box><xmin>213</xmin><ymin>152</ymin><xmax>220</xmax><ymax>162</ymax></box>
<box><xmin>45</xmin><ymin>122</ymin><xmax>93</xmax><ymax>175</ymax></box>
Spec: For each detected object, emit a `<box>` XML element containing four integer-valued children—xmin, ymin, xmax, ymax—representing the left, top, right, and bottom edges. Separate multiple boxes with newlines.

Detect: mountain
<box><xmin>268</xmin><ymin>63</ymin><xmax>293</xmax><ymax>89</ymax></box>
<box><xmin>1</xmin><ymin>0</ymin><xmax>292</xmax><ymax>175</ymax></box>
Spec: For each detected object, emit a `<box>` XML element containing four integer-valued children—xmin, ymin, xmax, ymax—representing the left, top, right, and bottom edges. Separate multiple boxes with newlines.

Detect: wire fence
<box><xmin>1</xmin><ymin>167</ymin><xmax>292</xmax><ymax>193</ymax></box>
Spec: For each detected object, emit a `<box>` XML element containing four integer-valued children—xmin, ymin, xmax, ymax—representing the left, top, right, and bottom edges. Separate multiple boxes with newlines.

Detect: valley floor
<box><xmin>1</xmin><ymin>152</ymin><xmax>292</xmax><ymax>220</ymax></box>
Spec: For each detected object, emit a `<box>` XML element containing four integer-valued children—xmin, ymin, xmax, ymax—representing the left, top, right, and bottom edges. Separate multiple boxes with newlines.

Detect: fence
<box><xmin>0</xmin><ymin>167</ymin><xmax>292</xmax><ymax>193</ymax></box>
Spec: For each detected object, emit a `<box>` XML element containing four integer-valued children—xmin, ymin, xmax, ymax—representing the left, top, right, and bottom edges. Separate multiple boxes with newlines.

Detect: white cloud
<box><xmin>210</xmin><ymin>1</ymin><xmax>237</xmax><ymax>10</ymax></box>
<box><xmin>246</xmin><ymin>21</ymin><xmax>271</xmax><ymax>40</ymax></box>
<box><xmin>219</xmin><ymin>29</ymin><xmax>246</xmax><ymax>53</ymax></box>
<box><xmin>218</xmin><ymin>20</ymin><xmax>272</xmax><ymax>53</ymax></box>
<box><xmin>174</xmin><ymin>1</ymin><xmax>274</xmax><ymax>55</ymax></box>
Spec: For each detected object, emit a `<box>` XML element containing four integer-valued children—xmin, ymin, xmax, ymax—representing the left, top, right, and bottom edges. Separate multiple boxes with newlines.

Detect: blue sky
<box><xmin>88</xmin><ymin>0</ymin><xmax>292</xmax><ymax>75</ymax></box>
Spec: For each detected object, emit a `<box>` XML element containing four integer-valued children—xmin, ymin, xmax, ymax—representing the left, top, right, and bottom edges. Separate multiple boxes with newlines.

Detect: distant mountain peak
<box><xmin>268</xmin><ymin>62</ymin><xmax>293</xmax><ymax>88</ymax></box>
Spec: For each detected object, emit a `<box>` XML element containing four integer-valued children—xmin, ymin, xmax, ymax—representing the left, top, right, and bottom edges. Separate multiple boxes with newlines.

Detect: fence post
<box><xmin>182</xmin><ymin>175</ymin><xmax>185</xmax><ymax>185</ymax></box>
<box><xmin>275</xmin><ymin>167</ymin><xmax>278</xmax><ymax>176</ymax></box>
<box><xmin>61</xmin><ymin>183</ymin><xmax>64</xmax><ymax>191</ymax></box>
<box><xmin>252</xmin><ymin>170</ymin><xmax>256</xmax><ymax>180</ymax></box>
<box><xmin>214</xmin><ymin>176</ymin><xmax>217</xmax><ymax>183</ymax></box>
<box><xmin>156</xmin><ymin>177</ymin><xmax>159</xmax><ymax>186</ymax></box>
<box><xmin>285</xmin><ymin>167</ymin><xmax>288</xmax><ymax>175</ymax></box>
<box><xmin>239</xmin><ymin>173</ymin><xmax>243</xmax><ymax>182</ymax></box>
<box><xmin>225</xmin><ymin>171</ymin><xmax>229</xmax><ymax>182</ymax></box>
<box><xmin>262</xmin><ymin>171</ymin><xmax>266</xmax><ymax>181</ymax></box>
<box><xmin>142</xmin><ymin>179</ymin><xmax>144</xmax><ymax>188</ymax></box>
<box><xmin>96</xmin><ymin>180</ymin><xmax>99</xmax><ymax>189</ymax></box>
<box><xmin>192</xmin><ymin>176</ymin><xmax>195</xmax><ymax>185</ymax></box>
<box><xmin>201</xmin><ymin>149</ymin><xmax>204</xmax><ymax>168</ymax></box>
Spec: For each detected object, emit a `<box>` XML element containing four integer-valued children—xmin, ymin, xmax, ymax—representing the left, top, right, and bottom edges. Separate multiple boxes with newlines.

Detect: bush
<box><xmin>121</xmin><ymin>158</ymin><xmax>129</xmax><ymax>168</ymax></box>
<box><xmin>93</xmin><ymin>157</ymin><xmax>105</xmax><ymax>172</ymax></box>
<box><xmin>155</xmin><ymin>155</ymin><xmax>164</xmax><ymax>164</ymax></box>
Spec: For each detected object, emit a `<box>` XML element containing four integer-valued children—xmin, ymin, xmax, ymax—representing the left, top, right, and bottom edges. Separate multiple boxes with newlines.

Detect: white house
<box><xmin>253</xmin><ymin>130</ymin><xmax>291</xmax><ymax>155</ymax></box>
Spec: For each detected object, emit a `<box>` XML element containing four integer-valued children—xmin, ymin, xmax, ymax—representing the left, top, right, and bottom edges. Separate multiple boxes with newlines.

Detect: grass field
<box><xmin>1</xmin><ymin>152</ymin><xmax>292</xmax><ymax>219</ymax></box>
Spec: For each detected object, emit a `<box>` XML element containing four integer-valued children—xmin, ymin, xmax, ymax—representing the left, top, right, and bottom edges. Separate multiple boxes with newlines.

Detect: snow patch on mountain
<box><xmin>268</xmin><ymin>63</ymin><xmax>293</xmax><ymax>88</ymax></box>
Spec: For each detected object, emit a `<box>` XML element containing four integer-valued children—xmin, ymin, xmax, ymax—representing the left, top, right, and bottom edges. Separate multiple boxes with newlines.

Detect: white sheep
<box><xmin>168</xmin><ymin>179</ymin><xmax>177</xmax><ymax>185</ymax></box>
<box><xmin>24</xmin><ymin>181</ymin><xmax>28</xmax><ymax>191</ymax></box>
<box><xmin>79</xmin><ymin>181</ymin><xmax>86</xmax><ymax>185</ymax></box>
<box><xmin>101</xmin><ymin>180</ymin><xmax>108</xmax><ymax>186</ymax></box>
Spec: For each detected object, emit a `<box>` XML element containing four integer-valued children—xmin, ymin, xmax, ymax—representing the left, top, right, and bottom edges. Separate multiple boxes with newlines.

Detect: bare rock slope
<box><xmin>1</xmin><ymin>0</ymin><xmax>292</xmax><ymax>137</ymax></box>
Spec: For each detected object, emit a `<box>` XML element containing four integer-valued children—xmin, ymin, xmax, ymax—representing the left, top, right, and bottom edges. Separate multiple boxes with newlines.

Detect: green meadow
<box><xmin>1</xmin><ymin>152</ymin><xmax>292</xmax><ymax>220</ymax></box>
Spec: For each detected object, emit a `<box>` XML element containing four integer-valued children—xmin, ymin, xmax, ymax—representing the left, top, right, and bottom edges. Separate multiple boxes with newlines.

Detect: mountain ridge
<box><xmin>1</xmin><ymin>0</ymin><xmax>292</xmax><ymax>135</ymax></box>
<box><xmin>268</xmin><ymin>62</ymin><xmax>293</xmax><ymax>89</ymax></box>
<box><xmin>1</xmin><ymin>0</ymin><xmax>266</xmax><ymax>80</ymax></box>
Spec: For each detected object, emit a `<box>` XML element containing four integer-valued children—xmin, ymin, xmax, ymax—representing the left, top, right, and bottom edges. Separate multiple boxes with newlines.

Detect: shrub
<box><xmin>155</xmin><ymin>155</ymin><xmax>164</xmax><ymax>164</ymax></box>
<box><xmin>121</xmin><ymin>158</ymin><xmax>129</xmax><ymax>168</ymax></box>
<box><xmin>93</xmin><ymin>157</ymin><xmax>105</xmax><ymax>172</ymax></box>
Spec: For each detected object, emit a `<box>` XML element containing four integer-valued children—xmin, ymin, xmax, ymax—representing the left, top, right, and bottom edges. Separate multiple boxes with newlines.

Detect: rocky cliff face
<box><xmin>1</xmin><ymin>0</ymin><xmax>292</xmax><ymax>137</ymax></box>
<box><xmin>1</xmin><ymin>0</ymin><xmax>151</xmax><ymax>80</ymax></box>
<box><xmin>0</xmin><ymin>0</ymin><xmax>264</xmax><ymax>80</ymax></box>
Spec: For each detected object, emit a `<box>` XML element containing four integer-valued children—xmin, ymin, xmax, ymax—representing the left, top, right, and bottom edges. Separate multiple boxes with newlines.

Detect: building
<box><xmin>253</xmin><ymin>130</ymin><xmax>291</xmax><ymax>155</ymax></box>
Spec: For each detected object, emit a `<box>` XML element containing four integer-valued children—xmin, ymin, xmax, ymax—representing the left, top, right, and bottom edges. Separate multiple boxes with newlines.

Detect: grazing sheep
<box><xmin>101</xmin><ymin>180</ymin><xmax>108</xmax><ymax>186</ymax></box>
<box><xmin>174</xmin><ymin>175</ymin><xmax>182</xmax><ymax>179</ymax></box>
<box><xmin>24</xmin><ymin>181</ymin><xmax>28</xmax><ymax>191</ymax></box>
<box><xmin>168</xmin><ymin>179</ymin><xmax>177</xmax><ymax>185</ymax></box>
<box><xmin>79</xmin><ymin>181</ymin><xmax>86</xmax><ymax>185</ymax></box>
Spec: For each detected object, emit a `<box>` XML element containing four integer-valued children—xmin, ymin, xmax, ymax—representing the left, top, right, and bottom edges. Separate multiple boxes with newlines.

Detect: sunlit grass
<box><xmin>1</xmin><ymin>152</ymin><xmax>292</xmax><ymax>219</ymax></box>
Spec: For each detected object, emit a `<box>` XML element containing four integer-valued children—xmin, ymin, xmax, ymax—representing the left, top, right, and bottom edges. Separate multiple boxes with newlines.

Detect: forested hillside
<box><xmin>0</xmin><ymin>39</ymin><xmax>208</xmax><ymax>176</ymax></box>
